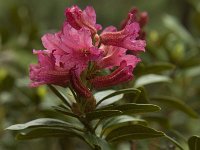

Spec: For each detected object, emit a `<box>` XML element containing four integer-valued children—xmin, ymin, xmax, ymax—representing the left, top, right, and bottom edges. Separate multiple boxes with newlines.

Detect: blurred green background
<box><xmin>0</xmin><ymin>0</ymin><xmax>200</xmax><ymax>149</ymax></box>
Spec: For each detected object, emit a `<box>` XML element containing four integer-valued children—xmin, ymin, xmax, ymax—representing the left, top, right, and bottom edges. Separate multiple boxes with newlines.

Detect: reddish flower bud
<box><xmin>65</xmin><ymin>5</ymin><xmax>102</xmax><ymax>35</ymax></box>
<box><xmin>120</xmin><ymin>7</ymin><xmax>138</xmax><ymax>29</ymax></box>
<box><xmin>138</xmin><ymin>12</ymin><xmax>148</xmax><ymax>28</ymax></box>
<box><xmin>70</xmin><ymin>69</ymin><xmax>92</xmax><ymax>98</ymax></box>
<box><xmin>137</xmin><ymin>12</ymin><xmax>148</xmax><ymax>40</ymax></box>
<box><xmin>120</xmin><ymin>7</ymin><xmax>148</xmax><ymax>40</ymax></box>
<box><xmin>90</xmin><ymin>61</ymin><xmax>133</xmax><ymax>89</ymax></box>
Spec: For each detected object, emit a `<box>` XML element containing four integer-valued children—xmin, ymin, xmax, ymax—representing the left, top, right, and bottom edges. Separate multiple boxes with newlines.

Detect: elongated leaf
<box><xmin>135</xmin><ymin>87</ymin><xmax>149</xmax><ymax>104</ymax></box>
<box><xmin>52</xmin><ymin>106</ymin><xmax>79</xmax><ymax>118</ymax></box>
<box><xmin>48</xmin><ymin>85</ymin><xmax>71</xmax><ymax>108</ymax></box>
<box><xmin>102</xmin><ymin>115</ymin><xmax>147</xmax><ymax>130</ymax></box>
<box><xmin>16</xmin><ymin>127</ymin><xmax>82</xmax><ymax>140</ymax></box>
<box><xmin>123</xmin><ymin>87</ymin><xmax>147</xmax><ymax>103</ymax></box>
<box><xmin>101</xmin><ymin>119</ymin><xmax>148</xmax><ymax>137</ymax></box>
<box><xmin>6</xmin><ymin>118</ymin><xmax>68</xmax><ymax>130</ymax></box>
<box><xmin>86</xmin><ymin>110</ymin><xmax>123</xmax><ymax>121</ymax></box>
<box><xmin>105</xmin><ymin>124</ymin><xmax>164</xmax><ymax>142</ymax></box>
<box><xmin>136</xmin><ymin>63</ymin><xmax>175</xmax><ymax>76</ymax></box>
<box><xmin>83</xmin><ymin>133</ymin><xmax>112</xmax><ymax>150</ymax></box>
<box><xmin>164</xmin><ymin>134</ymin><xmax>184</xmax><ymax>150</ymax></box>
<box><xmin>163</xmin><ymin>15</ymin><xmax>195</xmax><ymax>46</ymax></box>
<box><xmin>105</xmin><ymin>103</ymin><xmax>160</xmax><ymax>115</ymax></box>
<box><xmin>142</xmin><ymin>115</ymin><xmax>170</xmax><ymax>129</ymax></box>
<box><xmin>95</xmin><ymin>90</ymin><xmax>124</xmax><ymax>108</ymax></box>
<box><xmin>96</xmin><ymin>88</ymin><xmax>141</xmax><ymax>107</ymax></box>
<box><xmin>144</xmin><ymin>63</ymin><xmax>175</xmax><ymax>73</ymax></box>
<box><xmin>150</xmin><ymin>96</ymin><xmax>198</xmax><ymax>118</ymax></box>
<box><xmin>184</xmin><ymin>66</ymin><xmax>200</xmax><ymax>78</ymax></box>
<box><xmin>134</xmin><ymin>74</ymin><xmax>171</xmax><ymax>87</ymax></box>
<box><xmin>6</xmin><ymin>118</ymin><xmax>83</xmax><ymax>132</ymax></box>
<box><xmin>188</xmin><ymin>136</ymin><xmax>200</xmax><ymax>150</ymax></box>
<box><xmin>180</xmin><ymin>57</ymin><xmax>200</xmax><ymax>69</ymax></box>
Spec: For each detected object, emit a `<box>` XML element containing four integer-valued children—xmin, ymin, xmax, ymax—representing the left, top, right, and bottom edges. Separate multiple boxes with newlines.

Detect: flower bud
<box><xmin>120</xmin><ymin>7</ymin><xmax>138</xmax><ymax>29</ymax></box>
<box><xmin>120</xmin><ymin>7</ymin><xmax>148</xmax><ymax>40</ymax></box>
<box><xmin>90</xmin><ymin>61</ymin><xmax>133</xmax><ymax>89</ymax></box>
<box><xmin>69</xmin><ymin>69</ymin><xmax>92</xmax><ymax>98</ymax></box>
<box><xmin>65</xmin><ymin>5</ymin><xmax>102</xmax><ymax>35</ymax></box>
<box><xmin>138</xmin><ymin>12</ymin><xmax>148</xmax><ymax>28</ymax></box>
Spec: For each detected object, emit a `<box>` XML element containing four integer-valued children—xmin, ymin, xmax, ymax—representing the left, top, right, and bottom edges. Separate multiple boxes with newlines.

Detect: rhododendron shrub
<box><xmin>7</xmin><ymin>5</ymin><xmax>187</xmax><ymax>150</ymax></box>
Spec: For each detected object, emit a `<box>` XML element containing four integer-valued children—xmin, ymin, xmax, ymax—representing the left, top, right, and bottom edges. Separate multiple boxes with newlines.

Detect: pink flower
<box><xmin>90</xmin><ymin>61</ymin><xmax>133</xmax><ymax>89</ymax></box>
<box><xmin>65</xmin><ymin>5</ymin><xmax>102</xmax><ymax>35</ymax></box>
<box><xmin>30</xmin><ymin>5</ymin><xmax>147</xmax><ymax>90</ymax></box>
<box><xmin>30</xmin><ymin>23</ymin><xmax>102</xmax><ymax>87</ymax></box>
<box><xmin>100</xmin><ymin>23</ymin><xmax>146</xmax><ymax>51</ymax></box>
<box><xmin>97</xmin><ymin>45</ymin><xmax>140</xmax><ymax>69</ymax></box>
<box><xmin>29</xmin><ymin>50</ymin><xmax>69</xmax><ymax>87</ymax></box>
<box><xmin>41</xmin><ymin>23</ymin><xmax>102</xmax><ymax>75</ymax></box>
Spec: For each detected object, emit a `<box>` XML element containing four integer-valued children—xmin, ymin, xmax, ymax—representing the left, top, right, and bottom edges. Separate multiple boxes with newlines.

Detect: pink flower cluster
<box><xmin>30</xmin><ymin>5</ymin><xmax>147</xmax><ymax>97</ymax></box>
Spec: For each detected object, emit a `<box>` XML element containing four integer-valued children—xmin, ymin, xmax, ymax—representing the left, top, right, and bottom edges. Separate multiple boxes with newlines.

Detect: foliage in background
<box><xmin>0</xmin><ymin>0</ymin><xmax>200</xmax><ymax>150</ymax></box>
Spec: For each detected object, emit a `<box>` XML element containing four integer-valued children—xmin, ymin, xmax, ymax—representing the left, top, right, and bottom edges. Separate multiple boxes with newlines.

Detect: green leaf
<box><xmin>104</xmin><ymin>124</ymin><xmax>164</xmax><ymax>142</ymax></box>
<box><xmin>135</xmin><ymin>87</ymin><xmax>149</xmax><ymax>104</ymax></box>
<box><xmin>6</xmin><ymin>118</ymin><xmax>68</xmax><ymax>130</ymax></box>
<box><xmin>102</xmin><ymin>115</ymin><xmax>147</xmax><ymax>130</ymax></box>
<box><xmin>163</xmin><ymin>15</ymin><xmax>195</xmax><ymax>46</ymax></box>
<box><xmin>142</xmin><ymin>115</ymin><xmax>171</xmax><ymax>129</ymax></box>
<box><xmin>105</xmin><ymin>103</ymin><xmax>161</xmax><ymax>115</ymax></box>
<box><xmin>96</xmin><ymin>88</ymin><xmax>140</xmax><ymax>108</ymax></box>
<box><xmin>52</xmin><ymin>106</ymin><xmax>79</xmax><ymax>118</ymax></box>
<box><xmin>83</xmin><ymin>133</ymin><xmax>112</xmax><ymax>150</ymax></box>
<box><xmin>86</xmin><ymin>110</ymin><xmax>123</xmax><ymax>121</ymax></box>
<box><xmin>136</xmin><ymin>63</ymin><xmax>175</xmax><ymax>76</ymax></box>
<box><xmin>188</xmin><ymin>136</ymin><xmax>200</xmax><ymax>150</ymax></box>
<box><xmin>94</xmin><ymin>90</ymin><xmax>123</xmax><ymax>108</ymax></box>
<box><xmin>134</xmin><ymin>74</ymin><xmax>171</xmax><ymax>88</ymax></box>
<box><xmin>144</xmin><ymin>63</ymin><xmax>175</xmax><ymax>73</ymax></box>
<box><xmin>101</xmin><ymin>117</ymin><xmax>148</xmax><ymax>137</ymax></box>
<box><xmin>16</xmin><ymin>127</ymin><xmax>81</xmax><ymax>140</ymax></box>
<box><xmin>180</xmin><ymin>57</ymin><xmax>200</xmax><ymax>69</ymax></box>
<box><xmin>164</xmin><ymin>134</ymin><xmax>184</xmax><ymax>150</ymax></box>
<box><xmin>150</xmin><ymin>96</ymin><xmax>198</xmax><ymax>118</ymax></box>
<box><xmin>48</xmin><ymin>85</ymin><xmax>71</xmax><ymax>108</ymax></box>
<box><xmin>184</xmin><ymin>66</ymin><xmax>200</xmax><ymax>78</ymax></box>
<box><xmin>6</xmin><ymin>118</ymin><xmax>83</xmax><ymax>132</ymax></box>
